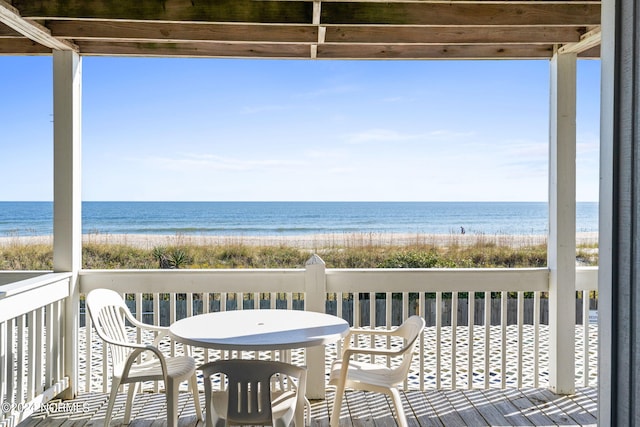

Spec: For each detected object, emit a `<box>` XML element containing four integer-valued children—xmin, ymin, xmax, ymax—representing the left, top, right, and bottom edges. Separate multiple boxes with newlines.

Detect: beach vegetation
<box><xmin>0</xmin><ymin>243</ymin><xmax>53</xmax><ymax>270</ymax></box>
<box><xmin>0</xmin><ymin>238</ymin><xmax>597</xmax><ymax>270</ymax></box>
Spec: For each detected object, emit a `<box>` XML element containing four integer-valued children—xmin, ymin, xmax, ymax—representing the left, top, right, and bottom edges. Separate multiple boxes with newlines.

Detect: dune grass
<box><xmin>0</xmin><ymin>238</ymin><xmax>597</xmax><ymax>270</ymax></box>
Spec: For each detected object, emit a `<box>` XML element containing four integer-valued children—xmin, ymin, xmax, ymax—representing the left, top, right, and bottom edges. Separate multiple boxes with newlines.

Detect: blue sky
<box><xmin>1</xmin><ymin>56</ymin><xmax>600</xmax><ymax>202</ymax></box>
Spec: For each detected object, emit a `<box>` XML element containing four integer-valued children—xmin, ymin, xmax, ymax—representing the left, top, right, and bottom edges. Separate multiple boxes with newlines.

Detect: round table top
<box><xmin>169</xmin><ymin>309</ymin><xmax>350</xmax><ymax>351</ymax></box>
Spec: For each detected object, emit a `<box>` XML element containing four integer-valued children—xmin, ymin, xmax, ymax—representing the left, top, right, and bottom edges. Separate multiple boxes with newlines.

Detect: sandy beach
<box><xmin>0</xmin><ymin>231</ymin><xmax>599</xmax><ymax>250</ymax></box>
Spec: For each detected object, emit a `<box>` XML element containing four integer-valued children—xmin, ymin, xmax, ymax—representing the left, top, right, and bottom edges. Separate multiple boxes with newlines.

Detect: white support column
<box><xmin>304</xmin><ymin>254</ymin><xmax>328</xmax><ymax>399</ymax></box>
<box><xmin>53</xmin><ymin>50</ymin><xmax>82</xmax><ymax>399</ymax></box>
<box><xmin>548</xmin><ymin>49</ymin><xmax>577</xmax><ymax>395</ymax></box>
<box><xmin>598</xmin><ymin>0</ymin><xmax>615</xmax><ymax>423</ymax></box>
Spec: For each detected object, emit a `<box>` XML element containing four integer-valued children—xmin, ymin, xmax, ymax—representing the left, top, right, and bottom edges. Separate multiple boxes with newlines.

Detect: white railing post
<box><xmin>548</xmin><ymin>49</ymin><xmax>577</xmax><ymax>394</ymax></box>
<box><xmin>304</xmin><ymin>254</ymin><xmax>328</xmax><ymax>399</ymax></box>
<box><xmin>53</xmin><ymin>49</ymin><xmax>83</xmax><ymax>400</ymax></box>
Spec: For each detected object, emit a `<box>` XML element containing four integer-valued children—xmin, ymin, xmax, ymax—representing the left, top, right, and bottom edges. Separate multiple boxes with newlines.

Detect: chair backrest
<box><xmin>389</xmin><ymin>315</ymin><xmax>426</xmax><ymax>384</ymax></box>
<box><xmin>201</xmin><ymin>359</ymin><xmax>306</xmax><ymax>426</ymax></box>
<box><xmin>86</xmin><ymin>288</ymin><xmax>135</xmax><ymax>372</ymax></box>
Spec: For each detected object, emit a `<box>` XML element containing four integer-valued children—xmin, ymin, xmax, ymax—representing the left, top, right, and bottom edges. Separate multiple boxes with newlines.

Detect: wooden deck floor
<box><xmin>21</xmin><ymin>387</ymin><xmax>597</xmax><ymax>427</ymax></box>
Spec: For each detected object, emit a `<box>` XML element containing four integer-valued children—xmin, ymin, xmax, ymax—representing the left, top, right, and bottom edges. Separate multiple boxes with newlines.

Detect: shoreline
<box><xmin>0</xmin><ymin>231</ymin><xmax>599</xmax><ymax>250</ymax></box>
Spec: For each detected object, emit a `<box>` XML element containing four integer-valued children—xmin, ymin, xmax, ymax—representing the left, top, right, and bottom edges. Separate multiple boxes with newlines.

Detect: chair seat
<box><xmin>329</xmin><ymin>359</ymin><xmax>406</xmax><ymax>389</ymax></box>
<box><xmin>116</xmin><ymin>355</ymin><xmax>197</xmax><ymax>383</ymax></box>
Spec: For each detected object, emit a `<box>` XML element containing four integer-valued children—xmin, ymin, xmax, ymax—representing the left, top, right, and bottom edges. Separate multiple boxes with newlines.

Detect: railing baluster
<box><xmin>0</xmin><ymin>320</ymin><xmax>5</xmax><ymax>423</ymax></box>
<box><xmin>354</xmin><ymin>292</ymin><xmax>360</xmax><ymax>329</ymax></box>
<box><xmin>54</xmin><ymin>300</ymin><xmax>61</xmax><ymax>384</ymax></box>
<box><xmin>170</xmin><ymin>293</ymin><xmax>176</xmax><ymax>357</ymax></box>
<box><xmin>484</xmin><ymin>291</ymin><xmax>490</xmax><ymax>389</ymax></box>
<box><xmin>153</xmin><ymin>293</ymin><xmax>160</xmax><ymax>393</ymax></box>
<box><xmin>451</xmin><ymin>292</ymin><xmax>458</xmax><ymax>390</ymax></box>
<box><xmin>336</xmin><ymin>293</ymin><xmax>343</xmax><ymax>356</ymax></box>
<box><xmin>135</xmin><ymin>293</ymin><xmax>143</xmax><ymax>368</ymax></box>
<box><xmin>385</xmin><ymin>292</ymin><xmax>392</xmax><ymax>368</ymax></box>
<box><xmin>369</xmin><ymin>292</ymin><xmax>375</xmax><ymax>363</ymax></box>
<box><xmin>221</xmin><ymin>292</ymin><xmax>227</xmax><ymax>312</ymax></box>
<box><xmin>27</xmin><ymin>310</ymin><xmax>36</xmax><ymax>400</ymax></box>
<box><xmin>468</xmin><ymin>292</ymin><xmax>474</xmax><ymax>390</ymax></box>
<box><xmin>419</xmin><ymin>292</ymin><xmax>425</xmax><ymax>391</ymax></box>
<box><xmin>583</xmin><ymin>290</ymin><xmax>590</xmax><ymax>387</ymax></box>
<box><xmin>45</xmin><ymin>305</ymin><xmax>53</xmax><ymax>388</ymax></box>
<box><xmin>17</xmin><ymin>314</ymin><xmax>25</xmax><ymax>405</ymax></box>
<box><xmin>84</xmin><ymin>308</ymin><xmax>92</xmax><ymax>392</ymax></box>
<box><xmin>500</xmin><ymin>292</ymin><xmax>507</xmax><ymax>388</ymax></box>
<box><xmin>436</xmin><ymin>292</ymin><xmax>442</xmax><ymax>390</ymax></box>
<box><xmin>517</xmin><ymin>291</ymin><xmax>524</xmax><ymax>389</ymax></box>
<box><xmin>203</xmin><ymin>292</ymin><xmax>210</xmax><ymax>363</ymax></box>
<box><xmin>534</xmin><ymin>291</ymin><xmax>540</xmax><ymax>388</ymax></box>
<box><xmin>6</xmin><ymin>318</ymin><xmax>15</xmax><ymax>410</ymax></box>
<box><xmin>402</xmin><ymin>292</ymin><xmax>409</xmax><ymax>322</ymax></box>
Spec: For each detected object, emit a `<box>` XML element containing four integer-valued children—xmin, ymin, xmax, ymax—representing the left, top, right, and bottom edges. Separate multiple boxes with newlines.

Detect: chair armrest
<box><xmin>122</xmin><ymin>310</ymin><xmax>171</xmax><ymax>346</ymax></box>
<box><xmin>124</xmin><ymin>310</ymin><xmax>169</xmax><ymax>333</ymax></box>
<box><xmin>342</xmin><ymin>345</ymin><xmax>407</xmax><ymax>359</ymax></box>
<box><xmin>344</xmin><ymin>327</ymin><xmax>399</xmax><ymax>341</ymax></box>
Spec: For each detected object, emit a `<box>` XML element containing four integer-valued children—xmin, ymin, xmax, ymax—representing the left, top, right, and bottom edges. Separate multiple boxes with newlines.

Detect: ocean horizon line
<box><xmin>0</xmin><ymin>201</ymin><xmax>599</xmax><ymax>238</ymax></box>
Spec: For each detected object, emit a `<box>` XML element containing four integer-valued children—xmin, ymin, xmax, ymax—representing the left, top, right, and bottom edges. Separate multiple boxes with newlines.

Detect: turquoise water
<box><xmin>0</xmin><ymin>201</ymin><xmax>598</xmax><ymax>237</ymax></box>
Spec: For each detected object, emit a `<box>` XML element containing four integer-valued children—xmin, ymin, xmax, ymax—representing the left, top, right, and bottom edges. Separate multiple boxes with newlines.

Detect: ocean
<box><xmin>0</xmin><ymin>201</ymin><xmax>598</xmax><ymax>237</ymax></box>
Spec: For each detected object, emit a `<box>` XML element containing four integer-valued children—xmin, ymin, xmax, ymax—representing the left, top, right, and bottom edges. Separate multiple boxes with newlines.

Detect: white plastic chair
<box><xmin>200</xmin><ymin>359</ymin><xmax>307</xmax><ymax>427</ymax></box>
<box><xmin>328</xmin><ymin>315</ymin><xmax>426</xmax><ymax>427</ymax></box>
<box><xmin>86</xmin><ymin>288</ymin><xmax>203</xmax><ymax>427</ymax></box>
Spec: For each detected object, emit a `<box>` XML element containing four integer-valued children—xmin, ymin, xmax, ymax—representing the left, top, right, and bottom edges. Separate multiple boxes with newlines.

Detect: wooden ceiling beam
<box><xmin>325</xmin><ymin>25</ymin><xmax>588</xmax><ymax>44</ymax></box>
<box><xmin>321</xmin><ymin>3</ymin><xmax>600</xmax><ymax>26</ymax></box>
<box><xmin>318</xmin><ymin>42</ymin><xmax>556</xmax><ymax>59</ymax></box>
<box><xmin>46</xmin><ymin>20</ymin><xmax>589</xmax><ymax>45</ymax></box>
<box><xmin>47</xmin><ymin>21</ymin><xmax>318</xmax><ymax>43</ymax></box>
<box><xmin>0</xmin><ymin>22</ymin><xmax>21</xmax><ymax>36</ymax></box>
<box><xmin>0</xmin><ymin>0</ymin><xmax>75</xmax><ymax>50</ymax></box>
<box><xmin>0</xmin><ymin>36</ymin><xmax>50</xmax><ymax>53</ymax></box>
<box><xmin>71</xmin><ymin>39</ymin><xmax>562</xmax><ymax>59</ymax></box>
<box><xmin>75</xmin><ymin>40</ymin><xmax>311</xmax><ymax>58</ymax></box>
<box><xmin>15</xmin><ymin>1</ymin><xmax>599</xmax><ymax>27</ymax></box>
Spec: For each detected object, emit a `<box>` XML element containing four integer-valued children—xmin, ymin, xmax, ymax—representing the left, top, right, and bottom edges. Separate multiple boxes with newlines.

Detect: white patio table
<box><xmin>169</xmin><ymin>309</ymin><xmax>349</xmax><ymax>351</ymax></box>
<box><xmin>169</xmin><ymin>309</ymin><xmax>349</xmax><ymax>426</ymax></box>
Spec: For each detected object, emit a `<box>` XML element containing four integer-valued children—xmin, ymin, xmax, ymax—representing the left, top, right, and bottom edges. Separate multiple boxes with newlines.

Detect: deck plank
<box><xmin>534</xmin><ymin>389</ymin><xmax>597</xmax><ymax>426</ymax></box>
<box><xmin>461</xmin><ymin>389</ymin><xmax>519</xmax><ymax>426</ymax></box>
<box><xmin>424</xmin><ymin>390</ymin><xmax>468</xmax><ymax>426</ymax></box>
<box><xmin>479</xmin><ymin>389</ymin><xmax>534</xmax><ymax>426</ymax></box>
<box><xmin>21</xmin><ymin>388</ymin><xmax>599</xmax><ymax>427</ymax></box>
<box><xmin>402</xmin><ymin>390</ymin><xmax>444</xmax><ymax>427</ymax></box>
<box><xmin>509</xmin><ymin>388</ymin><xmax>559</xmax><ymax>426</ymax></box>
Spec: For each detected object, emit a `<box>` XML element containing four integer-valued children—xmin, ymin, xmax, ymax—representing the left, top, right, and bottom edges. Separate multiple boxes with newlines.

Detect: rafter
<box><xmin>0</xmin><ymin>0</ymin><xmax>75</xmax><ymax>50</ymax></box>
<box><xmin>558</xmin><ymin>27</ymin><xmax>601</xmax><ymax>54</ymax></box>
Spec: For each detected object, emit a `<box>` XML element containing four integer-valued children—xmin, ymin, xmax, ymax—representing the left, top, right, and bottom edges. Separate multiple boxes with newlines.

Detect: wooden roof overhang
<box><xmin>0</xmin><ymin>0</ymin><xmax>601</xmax><ymax>60</ymax></box>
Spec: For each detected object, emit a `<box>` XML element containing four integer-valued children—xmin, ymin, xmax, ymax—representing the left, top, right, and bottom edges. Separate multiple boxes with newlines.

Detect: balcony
<box><xmin>0</xmin><ymin>259</ymin><xmax>598</xmax><ymax>426</ymax></box>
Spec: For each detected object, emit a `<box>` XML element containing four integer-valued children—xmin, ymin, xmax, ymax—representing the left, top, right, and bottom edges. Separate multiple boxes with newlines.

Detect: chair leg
<box><xmin>124</xmin><ymin>382</ymin><xmax>139</xmax><ymax>424</ymax></box>
<box><xmin>166</xmin><ymin>379</ymin><xmax>180</xmax><ymax>427</ymax></box>
<box><xmin>104</xmin><ymin>378</ymin><xmax>121</xmax><ymax>427</ymax></box>
<box><xmin>189</xmin><ymin>373</ymin><xmax>203</xmax><ymax>421</ymax></box>
<box><xmin>389</xmin><ymin>388</ymin><xmax>408</xmax><ymax>427</ymax></box>
<box><xmin>329</xmin><ymin>381</ymin><xmax>346</xmax><ymax>427</ymax></box>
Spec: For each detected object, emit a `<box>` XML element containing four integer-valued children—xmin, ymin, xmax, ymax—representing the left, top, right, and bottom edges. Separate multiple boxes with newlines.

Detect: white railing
<box><xmin>0</xmin><ymin>273</ymin><xmax>72</xmax><ymax>427</ymax></box>
<box><xmin>77</xmin><ymin>258</ymin><xmax>599</xmax><ymax>395</ymax></box>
